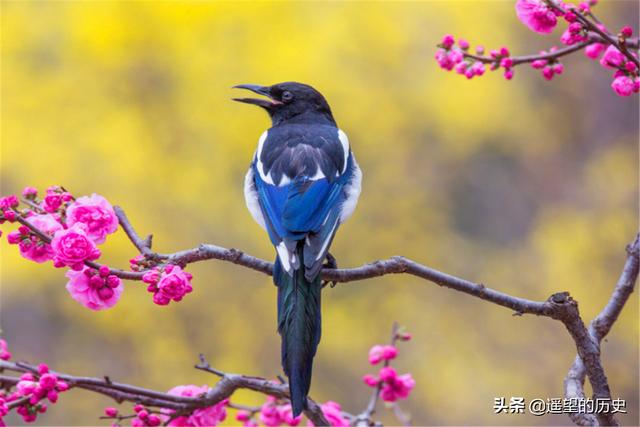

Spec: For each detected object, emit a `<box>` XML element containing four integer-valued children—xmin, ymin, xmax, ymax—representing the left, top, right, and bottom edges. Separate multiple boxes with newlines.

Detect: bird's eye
<box><xmin>282</xmin><ymin>91</ymin><xmax>294</xmax><ymax>102</ymax></box>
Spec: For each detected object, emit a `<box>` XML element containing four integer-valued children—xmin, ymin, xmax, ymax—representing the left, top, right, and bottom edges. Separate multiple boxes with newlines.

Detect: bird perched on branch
<box><xmin>234</xmin><ymin>82</ymin><xmax>362</xmax><ymax>416</ymax></box>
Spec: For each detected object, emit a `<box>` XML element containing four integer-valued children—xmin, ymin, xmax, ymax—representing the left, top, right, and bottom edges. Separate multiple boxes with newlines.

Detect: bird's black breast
<box><xmin>259</xmin><ymin>124</ymin><xmax>346</xmax><ymax>185</ymax></box>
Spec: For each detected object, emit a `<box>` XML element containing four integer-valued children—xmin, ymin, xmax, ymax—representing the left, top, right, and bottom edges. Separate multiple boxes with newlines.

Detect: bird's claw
<box><xmin>321</xmin><ymin>252</ymin><xmax>338</xmax><ymax>288</ymax></box>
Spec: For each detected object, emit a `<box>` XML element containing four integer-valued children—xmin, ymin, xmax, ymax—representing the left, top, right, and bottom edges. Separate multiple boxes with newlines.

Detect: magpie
<box><xmin>234</xmin><ymin>82</ymin><xmax>362</xmax><ymax>416</ymax></box>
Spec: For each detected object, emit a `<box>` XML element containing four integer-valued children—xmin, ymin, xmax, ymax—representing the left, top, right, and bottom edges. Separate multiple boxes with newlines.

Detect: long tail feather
<box><xmin>274</xmin><ymin>245</ymin><xmax>322</xmax><ymax>417</ymax></box>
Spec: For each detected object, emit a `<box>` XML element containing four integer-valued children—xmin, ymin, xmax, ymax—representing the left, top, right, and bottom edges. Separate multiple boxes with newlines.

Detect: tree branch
<box><xmin>0</xmin><ymin>358</ymin><xmax>334</xmax><ymax>426</ymax></box>
<box><xmin>9</xmin><ymin>205</ymin><xmax>639</xmax><ymax>426</ymax></box>
<box><xmin>564</xmin><ymin>234</ymin><xmax>640</xmax><ymax>426</ymax></box>
<box><xmin>461</xmin><ymin>35</ymin><xmax>638</xmax><ymax>68</ymax></box>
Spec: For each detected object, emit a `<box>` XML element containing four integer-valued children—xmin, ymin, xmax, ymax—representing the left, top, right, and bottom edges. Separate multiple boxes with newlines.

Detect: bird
<box><xmin>233</xmin><ymin>82</ymin><xmax>362</xmax><ymax>416</ymax></box>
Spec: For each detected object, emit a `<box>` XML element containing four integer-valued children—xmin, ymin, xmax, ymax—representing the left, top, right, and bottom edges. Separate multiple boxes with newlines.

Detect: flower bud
<box><xmin>99</xmin><ymin>265</ymin><xmax>110</xmax><ymax>277</ymax></box>
<box><xmin>89</xmin><ymin>275</ymin><xmax>104</xmax><ymax>289</ymax></box>
<box><xmin>98</xmin><ymin>287</ymin><xmax>115</xmax><ymax>301</ymax></box>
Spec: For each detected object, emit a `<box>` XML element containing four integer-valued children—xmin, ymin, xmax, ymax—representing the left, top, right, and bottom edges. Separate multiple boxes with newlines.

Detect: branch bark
<box><xmin>0</xmin><ymin>358</ymin><xmax>333</xmax><ymax>426</ymax></box>
<box><xmin>563</xmin><ymin>235</ymin><xmax>640</xmax><ymax>426</ymax></box>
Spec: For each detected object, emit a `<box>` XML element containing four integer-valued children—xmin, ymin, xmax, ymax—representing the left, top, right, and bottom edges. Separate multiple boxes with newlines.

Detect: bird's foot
<box><xmin>321</xmin><ymin>252</ymin><xmax>338</xmax><ymax>288</ymax></box>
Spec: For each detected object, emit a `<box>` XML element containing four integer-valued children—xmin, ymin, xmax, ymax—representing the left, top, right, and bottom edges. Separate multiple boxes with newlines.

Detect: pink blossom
<box><xmin>435</xmin><ymin>48</ymin><xmax>464</xmax><ymax>71</ymax></box>
<box><xmin>2</xmin><ymin>210</ymin><xmax>16</xmax><ymax>222</ymax></box>
<box><xmin>454</xmin><ymin>61</ymin><xmax>468</xmax><ymax>75</ymax></box>
<box><xmin>585</xmin><ymin>43</ymin><xmax>605</xmax><ymax>59</ymax></box>
<box><xmin>441</xmin><ymin>34</ymin><xmax>455</xmax><ymax>49</ymax></box>
<box><xmin>66</xmin><ymin>194</ymin><xmax>118</xmax><ymax>244</ymax></box>
<box><xmin>147</xmin><ymin>265</ymin><xmax>193</xmax><ymax>306</ymax></box>
<box><xmin>259</xmin><ymin>397</ymin><xmax>301</xmax><ymax>427</ymax></box>
<box><xmin>600</xmin><ymin>45</ymin><xmax>626</xmax><ymax>68</ymax></box>
<box><xmin>368</xmin><ymin>345</ymin><xmax>385</xmax><ymax>364</ymax></box>
<box><xmin>104</xmin><ymin>407</ymin><xmax>118</xmax><ymax>417</ymax></box>
<box><xmin>130</xmin><ymin>254</ymin><xmax>146</xmax><ymax>271</ymax></box>
<box><xmin>470</xmin><ymin>62</ymin><xmax>486</xmax><ymax>76</ymax></box>
<box><xmin>504</xmin><ymin>69</ymin><xmax>514</xmax><ymax>80</ymax></box>
<box><xmin>379</xmin><ymin>369</ymin><xmax>415</xmax><ymax>403</ymax></box>
<box><xmin>368</xmin><ymin>345</ymin><xmax>400</xmax><ymax>364</ymax></box>
<box><xmin>42</xmin><ymin>187</ymin><xmax>71</xmax><ymax>213</ymax></box>
<box><xmin>362</xmin><ymin>374</ymin><xmax>379</xmax><ymax>387</ymax></box>
<box><xmin>531</xmin><ymin>59</ymin><xmax>547</xmax><ymax>69</ymax></box>
<box><xmin>611</xmin><ymin>75</ymin><xmax>635</xmax><ymax>96</ymax></box>
<box><xmin>16</xmin><ymin>380</ymin><xmax>37</xmax><ymax>396</ymax></box>
<box><xmin>259</xmin><ymin>400</ymin><xmax>281</xmax><ymax>427</ymax></box>
<box><xmin>542</xmin><ymin>66</ymin><xmax>555</xmax><ymax>80</ymax></box>
<box><xmin>564</xmin><ymin>11</ymin><xmax>577</xmax><ymax>22</ymax></box>
<box><xmin>560</xmin><ymin>27</ymin><xmax>587</xmax><ymax>45</ymax></box>
<box><xmin>0</xmin><ymin>195</ymin><xmax>18</xmax><ymax>210</ymax></box>
<box><xmin>22</xmin><ymin>186</ymin><xmax>38</xmax><ymax>199</ymax></box>
<box><xmin>163</xmin><ymin>385</ymin><xmax>227</xmax><ymax>426</ymax></box>
<box><xmin>378</xmin><ymin>366</ymin><xmax>397</xmax><ymax>382</ymax></box>
<box><xmin>0</xmin><ymin>339</ymin><xmax>11</xmax><ymax>361</ymax></box>
<box><xmin>65</xmin><ymin>267</ymin><xmax>123</xmax><ymax>310</ymax></box>
<box><xmin>458</xmin><ymin>39</ymin><xmax>469</xmax><ymax>50</ymax></box>
<box><xmin>51</xmin><ymin>223</ymin><xmax>101</xmax><ymax>270</ymax></box>
<box><xmin>9</xmin><ymin>215</ymin><xmax>63</xmax><ymax>263</ymax></box>
<box><xmin>236</xmin><ymin>411</ymin><xmax>251</xmax><ymax>422</ymax></box>
<box><xmin>516</xmin><ymin>0</ymin><xmax>557</xmax><ymax>34</ymax></box>
<box><xmin>620</xmin><ymin>26</ymin><xmax>633</xmax><ymax>37</ymax></box>
<box><xmin>142</xmin><ymin>269</ymin><xmax>160</xmax><ymax>285</ymax></box>
<box><xmin>277</xmin><ymin>404</ymin><xmax>301</xmax><ymax>426</ymax></box>
<box><xmin>307</xmin><ymin>401</ymin><xmax>349</xmax><ymax>427</ymax></box>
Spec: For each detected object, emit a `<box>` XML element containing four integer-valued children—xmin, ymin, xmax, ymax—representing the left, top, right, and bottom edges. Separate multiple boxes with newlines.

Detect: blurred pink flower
<box><xmin>362</xmin><ymin>374</ymin><xmax>379</xmax><ymax>387</ymax></box>
<box><xmin>51</xmin><ymin>223</ymin><xmax>101</xmax><ymax>270</ymax></box>
<box><xmin>163</xmin><ymin>385</ymin><xmax>227</xmax><ymax>426</ymax></box>
<box><xmin>22</xmin><ymin>186</ymin><xmax>38</xmax><ymax>199</ymax></box>
<box><xmin>307</xmin><ymin>401</ymin><xmax>349</xmax><ymax>427</ymax></box>
<box><xmin>435</xmin><ymin>48</ymin><xmax>464</xmax><ymax>71</ymax></box>
<box><xmin>441</xmin><ymin>34</ymin><xmax>455</xmax><ymax>49</ymax></box>
<box><xmin>515</xmin><ymin>0</ymin><xmax>558</xmax><ymax>34</ymax></box>
<box><xmin>0</xmin><ymin>339</ymin><xmax>11</xmax><ymax>361</ymax></box>
<box><xmin>585</xmin><ymin>43</ymin><xmax>605</xmax><ymax>59</ymax></box>
<box><xmin>560</xmin><ymin>24</ymin><xmax>587</xmax><ymax>45</ymax></box>
<box><xmin>66</xmin><ymin>267</ymin><xmax>123</xmax><ymax>310</ymax></box>
<box><xmin>259</xmin><ymin>397</ymin><xmax>301</xmax><ymax>427</ymax></box>
<box><xmin>66</xmin><ymin>194</ymin><xmax>118</xmax><ymax>244</ymax></box>
<box><xmin>600</xmin><ymin>45</ymin><xmax>626</xmax><ymax>68</ymax></box>
<box><xmin>611</xmin><ymin>75</ymin><xmax>635</xmax><ymax>96</ymax></box>
<box><xmin>368</xmin><ymin>345</ymin><xmax>398</xmax><ymax>365</ymax></box>
<box><xmin>379</xmin><ymin>369</ymin><xmax>415</xmax><ymax>402</ymax></box>
<box><xmin>0</xmin><ymin>195</ymin><xmax>19</xmax><ymax>210</ymax></box>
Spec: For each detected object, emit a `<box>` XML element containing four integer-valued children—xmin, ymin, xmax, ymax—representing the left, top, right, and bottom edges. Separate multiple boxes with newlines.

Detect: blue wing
<box><xmin>251</xmin><ymin>125</ymin><xmax>355</xmax><ymax>278</ymax></box>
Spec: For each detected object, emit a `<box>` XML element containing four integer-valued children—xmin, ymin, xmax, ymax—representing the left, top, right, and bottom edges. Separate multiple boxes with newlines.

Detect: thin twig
<box><xmin>355</xmin><ymin>323</ymin><xmax>402</xmax><ymax>426</ymax></box>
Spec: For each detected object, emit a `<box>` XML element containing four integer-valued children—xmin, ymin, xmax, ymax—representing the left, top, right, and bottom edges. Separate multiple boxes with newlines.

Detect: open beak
<box><xmin>232</xmin><ymin>84</ymin><xmax>281</xmax><ymax>108</ymax></box>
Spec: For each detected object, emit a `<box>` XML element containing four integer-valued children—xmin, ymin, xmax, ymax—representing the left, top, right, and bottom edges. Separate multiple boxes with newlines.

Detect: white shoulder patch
<box><xmin>243</xmin><ymin>167</ymin><xmax>266</xmax><ymax>230</ymax></box>
<box><xmin>339</xmin><ymin>155</ymin><xmax>362</xmax><ymax>224</ymax></box>
<box><xmin>276</xmin><ymin>241</ymin><xmax>292</xmax><ymax>273</ymax></box>
<box><xmin>338</xmin><ymin>129</ymin><xmax>350</xmax><ymax>174</ymax></box>
<box><xmin>255</xmin><ymin>130</ymin><xmax>275</xmax><ymax>185</ymax></box>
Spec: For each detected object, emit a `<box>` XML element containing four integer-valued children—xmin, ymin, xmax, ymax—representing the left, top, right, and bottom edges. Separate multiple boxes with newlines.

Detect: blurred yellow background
<box><xmin>1</xmin><ymin>1</ymin><xmax>638</xmax><ymax>426</ymax></box>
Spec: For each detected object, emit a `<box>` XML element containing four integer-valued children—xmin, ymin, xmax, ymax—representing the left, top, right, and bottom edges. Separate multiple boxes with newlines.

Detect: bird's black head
<box><xmin>233</xmin><ymin>82</ymin><xmax>335</xmax><ymax>126</ymax></box>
